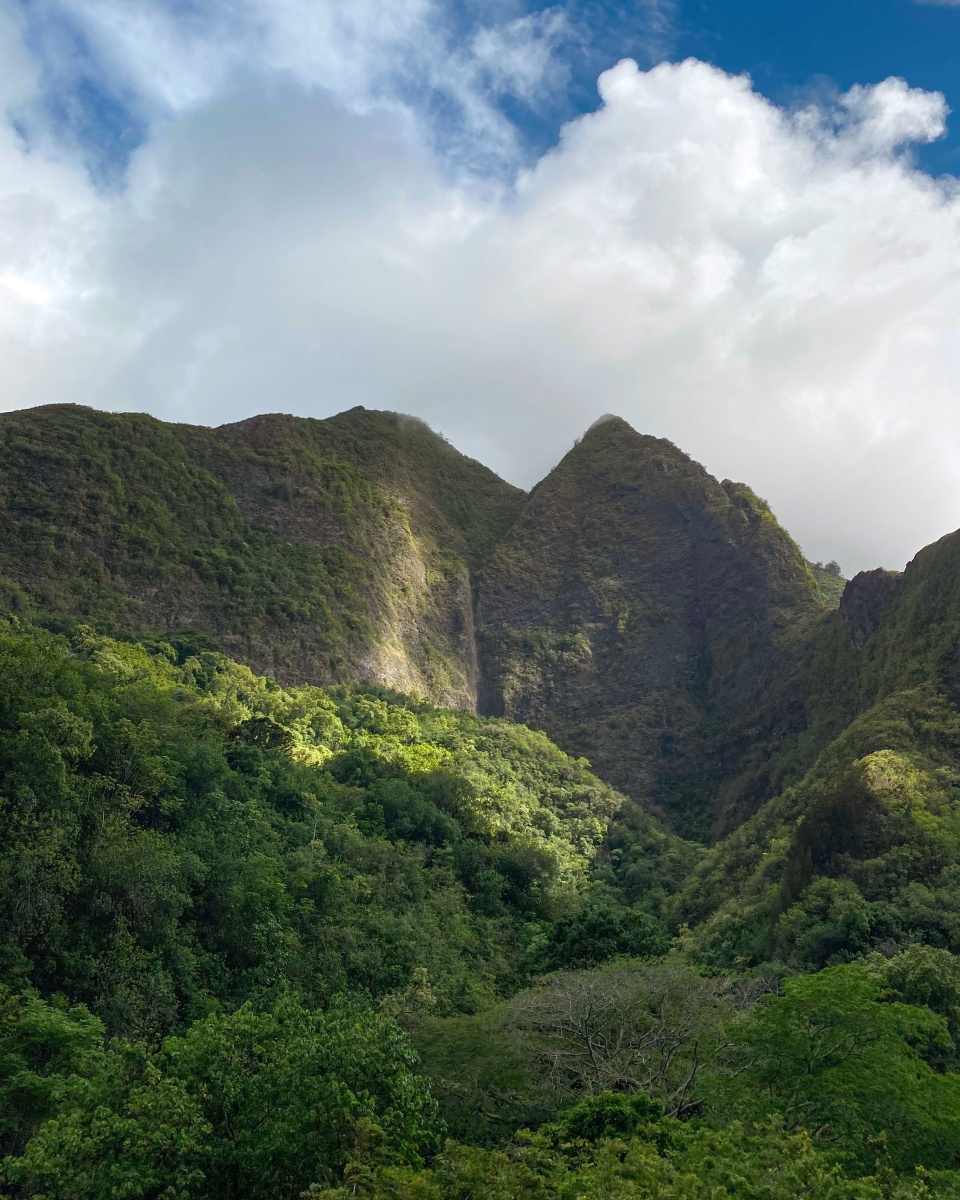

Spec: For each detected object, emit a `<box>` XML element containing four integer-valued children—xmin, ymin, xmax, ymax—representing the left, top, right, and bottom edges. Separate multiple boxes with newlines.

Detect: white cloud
<box><xmin>835</xmin><ymin>77</ymin><xmax>948</xmax><ymax>153</ymax></box>
<box><xmin>1</xmin><ymin>12</ymin><xmax>960</xmax><ymax>574</ymax></box>
<box><xmin>28</xmin><ymin>0</ymin><xmax>431</xmax><ymax>114</ymax></box>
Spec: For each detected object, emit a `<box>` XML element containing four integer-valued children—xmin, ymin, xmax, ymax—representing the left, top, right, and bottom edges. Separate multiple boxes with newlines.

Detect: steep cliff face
<box><xmin>189</xmin><ymin>406</ymin><xmax>525</xmax><ymax>702</ymax></box>
<box><xmin>474</xmin><ymin>417</ymin><xmax>825</xmax><ymax>835</ymax></box>
<box><xmin>0</xmin><ymin>404</ymin><xmax>523</xmax><ymax>706</ymax></box>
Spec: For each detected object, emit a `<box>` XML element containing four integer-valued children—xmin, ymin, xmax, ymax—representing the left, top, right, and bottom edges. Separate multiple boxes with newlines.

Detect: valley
<box><xmin>4</xmin><ymin>402</ymin><xmax>960</xmax><ymax>1196</ymax></box>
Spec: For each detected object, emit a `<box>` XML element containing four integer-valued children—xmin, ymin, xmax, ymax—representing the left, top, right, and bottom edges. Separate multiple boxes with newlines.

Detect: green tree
<box><xmin>711</xmin><ymin>964</ymin><xmax>960</xmax><ymax>1170</ymax></box>
<box><xmin>5</xmin><ymin>996</ymin><xmax>439</xmax><ymax>1200</ymax></box>
<box><xmin>0</xmin><ymin>987</ymin><xmax>103</xmax><ymax>1160</ymax></box>
<box><xmin>163</xmin><ymin>996</ymin><xmax>439</xmax><ymax>1197</ymax></box>
<box><xmin>542</xmin><ymin>903</ymin><xmax>669</xmax><ymax>970</ymax></box>
<box><xmin>4</xmin><ymin>1046</ymin><xmax>207</xmax><ymax>1200</ymax></box>
<box><xmin>540</xmin><ymin>1089</ymin><xmax>665</xmax><ymax>1146</ymax></box>
<box><xmin>870</xmin><ymin>945</ymin><xmax>960</xmax><ymax>1068</ymax></box>
<box><xmin>314</xmin><ymin>1119</ymin><xmax>960</xmax><ymax>1199</ymax></box>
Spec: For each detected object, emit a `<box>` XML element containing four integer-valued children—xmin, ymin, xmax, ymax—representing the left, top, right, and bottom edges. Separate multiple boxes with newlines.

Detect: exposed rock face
<box><xmin>474</xmin><ymin>418</ymin><xmax>823</xmax><ymax>834</ymax></box>
<box><xmin>839</xmin><ymin>569</ymin><xmax>904</xmax><ymax>650</ymax></box>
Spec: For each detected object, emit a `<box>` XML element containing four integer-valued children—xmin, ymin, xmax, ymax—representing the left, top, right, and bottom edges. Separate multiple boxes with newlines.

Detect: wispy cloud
<box><xmin>15</xmin><ymin>0</ymin><xmax>586</xmax><ymax>176</ymax></box>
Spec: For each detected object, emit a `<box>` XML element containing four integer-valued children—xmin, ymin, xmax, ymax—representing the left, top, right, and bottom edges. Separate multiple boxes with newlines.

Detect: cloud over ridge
<box><xmin>1</xmin><ymin>1</ymin><xmax>960</xmax><ymax>573</ymax></box>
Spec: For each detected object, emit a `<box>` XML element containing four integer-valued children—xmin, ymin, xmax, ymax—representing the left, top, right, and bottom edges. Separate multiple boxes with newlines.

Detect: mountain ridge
<box><xmin>0</xmin><ymin>400</ymin><xmax>859</xmax><ymax>841</ymax></box>
<box><xmin>0</xmin><ymin>402</ymin><xmax>524</xmax><ymax>708</ymax></box>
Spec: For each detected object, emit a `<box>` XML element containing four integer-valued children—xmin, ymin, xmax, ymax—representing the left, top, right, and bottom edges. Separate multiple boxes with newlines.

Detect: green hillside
<box><xmin>3</xmin><ymin>617</ymin><xmax>960</xmax><ymax>1196</ymax></box>
<box><xmin>9</xmin><ymin>403</ymin><xmax>960</xmax><ymax>1197</ymax></box>
<box><xmin>674</xmin><ymin>531</ymin><xmax>960</xmax><ymax>974</ymax></box>
<box><xmin>0</xmin><ymin>620</ymin><xmax>684</xmax><ymax>1030</ymax></box>
<box><xmin>0</xmin><ymin>404</ymin><xmax>523</xmax><ymax>707</ymax></box>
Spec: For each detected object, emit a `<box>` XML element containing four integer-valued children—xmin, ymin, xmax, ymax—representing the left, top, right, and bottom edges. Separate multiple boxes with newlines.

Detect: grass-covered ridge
<box><xmin>807</xmin><ymin>558</ymin><xmax>846</xmax><ymax>607</ymax></box>
<box><xmin>475</xmin><ymin>417</ymin><xmax>831</xmax><ymax>838</ymax></box>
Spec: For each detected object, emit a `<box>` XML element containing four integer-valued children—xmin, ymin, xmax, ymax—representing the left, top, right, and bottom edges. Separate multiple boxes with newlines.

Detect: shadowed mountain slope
<box><xmin>475</xmin><ymin>416</ymin><xmax>828</xmax><ymax>836</ymax></box>
<box><xmin>673</xmin><ymin>529</ymin><xmax>960</xmax><ymax>968</ymax></box>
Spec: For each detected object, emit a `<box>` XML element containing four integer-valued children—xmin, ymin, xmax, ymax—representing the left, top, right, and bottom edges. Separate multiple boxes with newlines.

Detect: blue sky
<box><xmin>22</xmin><ymin>0</ymin><xmax>960</xmax><ymax>183</ymax></box>
<box><xmin>494</xmin><ymin>0</ymin><xmax>960</xmax><ymax>172</ymax></box>
<box><xmin>3</xmin><ymin>0</ymin><xmax>960</xmax><ymax>573</ymax></box>
<box><xmin>673</xmin><ymin>0</ymin><xmax>960</xmax><ymax>174</ymax></box>
<box><xmin>542</xmin><ymin>0</ymin><xmax>960</xmax><ymax>173</ymax></box>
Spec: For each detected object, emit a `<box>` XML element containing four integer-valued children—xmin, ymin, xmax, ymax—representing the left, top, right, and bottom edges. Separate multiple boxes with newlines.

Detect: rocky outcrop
<box><xmin>838</xmin><ymin>569</ymin><xmax>904</xmax><ymax>650</ymax></box>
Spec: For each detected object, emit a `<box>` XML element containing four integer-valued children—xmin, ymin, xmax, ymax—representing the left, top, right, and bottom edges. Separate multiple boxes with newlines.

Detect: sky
<box><xmin>2</xmin><ymin>0</ymin><xmax>960</xmax><ymax>574</ymax></box>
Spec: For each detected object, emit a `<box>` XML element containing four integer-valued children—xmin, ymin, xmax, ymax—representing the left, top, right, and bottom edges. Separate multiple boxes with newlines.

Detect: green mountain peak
<box><xmin>475</xmin><ymin>418</ymin><xmax>822</xmax><ymax>836</ymax></box>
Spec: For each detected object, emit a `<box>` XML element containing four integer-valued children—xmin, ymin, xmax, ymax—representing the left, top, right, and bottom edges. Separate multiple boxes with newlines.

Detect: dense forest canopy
<box><xmin>5</xmin><ymin>405</ymin><xmax>960</xmax><ymax>1196</ymax></box>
